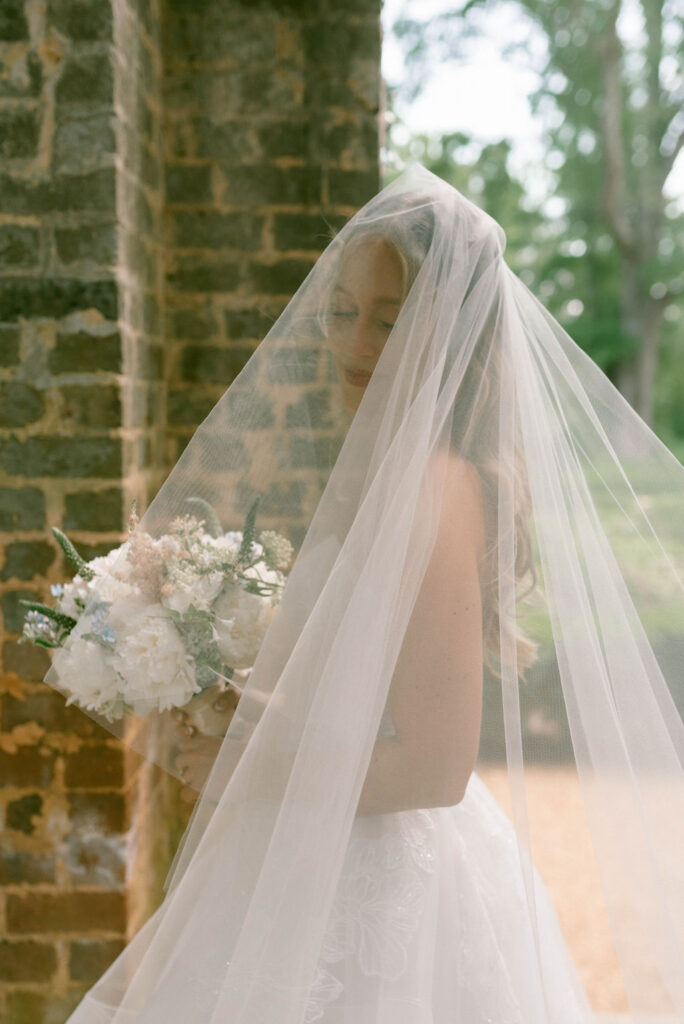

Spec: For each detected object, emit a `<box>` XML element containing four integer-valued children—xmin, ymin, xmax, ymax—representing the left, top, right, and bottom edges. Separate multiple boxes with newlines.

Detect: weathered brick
<box><xmin>0</xmin><ymin>278</ymin><xmax>118</xmax><ymax>323</ymax></box>
<box><xmin>0</xmin><ymin>225</ymin><xmax>41</xmax><ymax>269</ymax></box>
<box><xmin>0</xmin><ymin>436</ymin><xmax>122</xmax><ymax>478</ymax></box>
<box><xmin>256</xmin><ymin>121</ymin><xmax>309</xmax><ymax>160</ymax></box>
<box><xmin>0</xmin><ymin>109</ymin><xmax>40</xmax><ymax>159</ymax></box>
<box><xmin>168</xmin><ymin>306</ymin><xmax>217</xmax><ymax>341</ymax></box>
<box><xmin>286</xmin><ymin>391</ymin><xmax>334</xmax><ymax>430</ymax></box>
<box><xmin>3</xmin><ymin>588</ymin><xmax>42</xmax><ymax>631</ymax></box>
<box><xmin>219</xmin><ymin>164</ymin><xmax>321</xmax><ymax>207</ymax></box>
<box><xmin>171</xmin><ymin>210</ymin><xmax>263</xmax><ymax>251</ymax></box>
<box><xmin>67</xmin><ymin>792</ymin><xmax>125</xmax><ymax>833</ymax></box>
<box><xmin>0</xmin><ymin>51</ymin><xmax>43</xmax><ymax>100</ymax></box>
<box><xmin>327</xmin><ymin>167</ymin><xmax>379</xmax><ymax>206</ymax></box>
<box><xmin>50</xmin><ymin>327</ymin><xmax>121</xmax><ymax>374</ymax></box>
<box><xmin>59</xmin><ymin>384</ymin><xmax>122</xmax><ymax>429</ymax></box>
<box><xmin>64</xmin><ymin>745</ymin><xmax>124</xmax><ymax>788</ymax></box>
<box><xmin>0</xmin><ymin>941</ymin><xmax>57</xmax><ymax>981</ymax></box>
<box><xmin>165</xmin><ymin>164</ymin><xmax>212</xmax><ymax>204</ymax></box>
<box><xmin>0</xmin><ymin>748</ymin><xmax>55</xmax><ymax>787</ymax></box>
<box><xmin>167</xmin><ymin>255</ymin><xmax>241</xmax><ymax>293</ymax></box>
<box><xmin>0</xmin><ymin>381</ymin><xmax>45</xmax><ymax>427</ymax></box>
<box><xmin>265</xmin><ymin>346</ymin><xmax>319</xmax><ymax>384</ymax></box>
<box><xmin>2</xmin><ymin>638</ymin><xmax>51</xmax><ymax>682</ymax></box>
<box><xmin>0</xmin><ymin>849</ymin><xmax>55</xmax><ymax>885</ymax></box>
<box><xmin>222</xmin><ymin>307</ymin><xmax>275</xmax><ymax>341</ymax></box>
<box><xmin>0</xmin><ymin>540</ymin><xmax>55</xmax><ymax>581</ymax></box>
<box><xmin>166</xmin><ymin>388</ymin><xmax>217</xmax><ymax>426</ymax></box>
<box><xmin>6</xmin><ymin>891</ymin><xmax>126</xmax><ymax>934</ymax></box>
<box><xmin>69</xmin><ymin>938</ymin><xmax>125</xmax><ymax>982</ymax></box>
<box><xmin>0</xmin><ymin>486</ymin><xmax>45</xmax><ymax>530</ymax></box>
<box><xmin>47</xmin><ymin>0</ymin><xmax>113</xmax><ymax>41</ymax></box>
<box><xmin>54</xmin><ymin>167</ymin><xmax>117</xmax><ymax>213</ymax></box>
<box><xmin>63</xmin><ymin>487</ymin><xmax>123</xmax><ymax>532</ymax></box>
<box><xmin>55</xmin><ymin>224</ymin><xmax>118</xmax><ymax>266</ymax></box>
<box><xmin>0</xmin><ymin>173</ymin><xmax>53</xmax><ymax>215</ymax></box>
<box><xmin>0</xmin><ymin>0</ymin><xmax>29</xmax><ymax>41</ymax></box>
<box><xmin>273</xmin><ymin>212</ymin><xmax>342</xmax><ymax>252</ymax></box>
<box><xmin>54</xmin><ymin>114</ymin><xmax>117</xmax><ymax>173</ymax></box>
<box><xmin>5</xmin><ymin>793</ymin><xmax>43</xmax><ymax>835</ymax></box>
<box><xmin>179</xmin><ymin>344</ymin><xmax>254</xmax><ymax>384</ymax></box>
<box><xmin>195</xmin><ymin>119</ymin><xmax>254</xmax><ymax>160</ymax></box>
<box><xmin>0</xmin><ymin>324</ymin><xmax>21</xmax><ymax>366</ymax></box>
<box><xmin>56</xmin><ymin>55</ymin><xmax>114</xmax><ymax>106</ymax></box>
<box><xmin>6</xmin><ymin>989</ymin><xmax>85</xmax><ymax>1024</ymax></box>
<box><xmin>246</xmin><ymin>258</ymin><xmax>315</xmax><ymax>295</ymax></box>
<box><xmin>1</xmin><ymin>691</ymin><xmax>101</xmax><ymax>739</ymax></box>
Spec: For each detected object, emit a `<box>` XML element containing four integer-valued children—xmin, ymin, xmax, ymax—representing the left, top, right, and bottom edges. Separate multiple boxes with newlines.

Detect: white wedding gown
<box><xmin>302</xmin><ymin>703</ymin><xmax>595</xmax><ymax>1024</ymax></box>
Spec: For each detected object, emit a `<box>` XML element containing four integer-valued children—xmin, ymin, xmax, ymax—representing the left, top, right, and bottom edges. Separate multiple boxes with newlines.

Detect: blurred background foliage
<box><xmin>381</xmin><ymin>0</ymin><xmax>684</xmax><ymax>459</ymax></box>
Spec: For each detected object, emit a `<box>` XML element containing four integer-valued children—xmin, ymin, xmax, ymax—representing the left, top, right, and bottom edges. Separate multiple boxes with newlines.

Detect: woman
<box><xmin>45</xmin><ymin>164</ymin><xmax>683</xmax><ymax>1021</ymax></box>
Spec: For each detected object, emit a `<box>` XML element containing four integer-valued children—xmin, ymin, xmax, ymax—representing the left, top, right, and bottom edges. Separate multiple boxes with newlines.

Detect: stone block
<box><xmin>328</xmin><ymin>167</ymin><xmax>379</xmax><ymax>206</ymax></box>
<box><xmin>168</xmin><ymin>306</ymin><xmax>217</xmax><ymax>341</ymax></box>
<box><xmin>0</xmin><ymin>486</ymin><xmax>45</xmax><ymax>530</ymax></box>
<box><xmin>219</xmin><ymin>163</ymin><xmax>321</xmax><ymax>207</ymax></box>
<box><xmin>0</xmin><ymin>749</ymin><xmax>55</xmax><ymax>787</ymax></box>
<box><xmin>166</xmin><ymin>387</ymin><xmax>217</xmax><ymax>426</ymax></box>
<box><xmin>179</xmin><ymin>344</ymin><xmax>254</xmax><ymax>384</ymax></box>
<box><xmin>273</xmin><ymin>212</ymin><xmax>343</xmax><ymax>251</ymax></box>
<box><xmin>63</xmin><ymin>487</ymin><xmax>124</xmax><ymax>531</ymax></box>
<box><xmin>171</xmin><ymin>210</ymin><xmax>264</xmax><ymax>251</ymax></box>
<box><xmin>0</xmin><ymin>325</ymin><xmax>20</xmax><ymax>366</ymax></box>
<box><xmin>246</xmin><ymin>258</ymin><xmax>315</xmax><ymax>295</ymax></box>
<box><xmin>222</xmin><ymin>307</ymin><xmax>275</xmax><ymax>341</ymax></box>
<box><xmin>265</xmin><ymin>346</ymin><xmax>319</xmax><ymax>384</ymax></box>
<box><xmin>59</xmin><ymin>384</ymin><xmax>122</xmax><ymax>429</ymax></box>
<box><xmin>167</xmin><ymin>255</ymin><xmax>240</xmax><ymax>293</ymax></box>
<box><xmin>49</xmin><ymin>327</ymin><xmax>121</xmax><ymax>373</ymax></box>
<box><xmin>0</xmin><ymin>278</ymin><xmax>118</xmax><ymax>323</ymax></box>
<box><xmin>0</xmin><ymin>0</ymin><xmax>29</xmax><ymax>41</ymax></box>
<box><xmin>55</xmin><ymin>224</ymin><xmax>118</xmax><ymax>266</ymax></box>
<box><xmin>69</xmin><ymin>939</ymin><xmax>125</xmax><ymax>982</ymax></box>
<box><xmin>5</xmin><ymin>793</ymin><xmax>44</xmax><ymax>835</ymax></box>
<box><xmin>56</xmin><ymin>55</ymin><xmax>114</xmax><ymax>106</ymax></box>
<box><xmin>2</xmin><ymin>639</ymin><xmax>51</xmax><ymax>683</ymax></box>
<box><xmin>0</xmin><ymin>941</ymin><xmax>57</xmax><ymax>982</ymax></box>
<box><xmin>0</xmin><ymin>436</ymin><xmax>122</xmax><ymax>479</ymax></box>
<box><xmin>1</xmin><ymin>540</ymin><xmax>55</xmax><ymax>581</ymax></box>
<box><xmin>3</xmin><ymin>588</ymin><xmax>41</xmax><ymax>631</ymax></box>
<box><xmin>6</xmin><ymin>892</ymin><xmax>126</xmax><ymax>934</ymax></box>
<box><xmin>0</xmin><ymin>850</ymin><xmax>55</xmax><ymax>885</ymax></box>
<box><xmin>0</xmin><ymin>381</ymin><xmax>45</xmax><ymax>427</ymax></box>
<box><xmin>0</xmin><ymin>109</ymin><xmax>39</xmax><ymax>159</ymax></box>
<box><xmin>64</xmin><ymin>745</ymin><xmax>124</xmax><ymax>788</ymax></box>
<box><xmin>165</xmin><ymin>164</ymin><xmax>212</xmax><ymax>204</ymax></box>
<box><xmin>0</xmin><ymin>225</ymin><xmax>40</xmax><ymax>269</ymax></box>
<box><xmin>48</xmin><ymin>0</ymin><xmax>113</xmax><ymax>41</ymax></box>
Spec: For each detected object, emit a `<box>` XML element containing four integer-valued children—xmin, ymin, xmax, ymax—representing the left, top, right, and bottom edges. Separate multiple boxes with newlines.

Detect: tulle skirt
<box><xmin>303</xmin><ymin>770</ymin><xmax>595</xmax><ymax>1023</ymax></box>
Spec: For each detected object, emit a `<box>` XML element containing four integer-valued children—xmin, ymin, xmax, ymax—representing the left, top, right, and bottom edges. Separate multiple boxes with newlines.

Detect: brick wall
<box><xmin>0</xmin><ymin>0</ymin><xmax>381</xmax><ymax>1019</ymax></box>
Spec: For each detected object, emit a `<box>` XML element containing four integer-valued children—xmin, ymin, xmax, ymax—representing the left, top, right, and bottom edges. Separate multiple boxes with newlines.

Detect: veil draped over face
<box><xmin>43</xmin><ymin>164</ymin><xmax>683</xmax><ymax>1022</ymax></box>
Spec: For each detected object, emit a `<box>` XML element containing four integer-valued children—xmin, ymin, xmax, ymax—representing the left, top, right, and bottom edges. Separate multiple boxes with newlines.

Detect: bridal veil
<box><xmin>43</xmin><ymin>163</ymin><xmax>683</xmax><ymax>1021</ymax></box>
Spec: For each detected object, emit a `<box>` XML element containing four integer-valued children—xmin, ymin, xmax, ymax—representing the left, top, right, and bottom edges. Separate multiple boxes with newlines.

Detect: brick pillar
<box><xmin>0</xmin><ymin>0</ymin><xmax>381</xmax><ymax>1019</ymax></box>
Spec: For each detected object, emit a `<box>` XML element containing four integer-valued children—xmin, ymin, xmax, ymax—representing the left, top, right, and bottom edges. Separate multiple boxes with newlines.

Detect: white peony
<box><xmin>211</xmin><ymin>568</ymin><xmax>280</xmax><ymax>669</ymax></box>
<box><xmin>58</xmin><ymin>631</ymin><xmax>122</xmax><ymax>713</ymax></box>
<box><xmin>114</xmin><ymin>603</ymin><xmax>199</xmax><ymax>714</ymax></box>
<box><xmin>160</xmin><ymin>568</ymin><xmax>225</xmax><ymax>614</ymax></box>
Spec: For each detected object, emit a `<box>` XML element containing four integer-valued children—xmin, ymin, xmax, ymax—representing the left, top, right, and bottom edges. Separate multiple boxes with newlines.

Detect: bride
<box><xmin>45</xmin><ymin>164</ymin><xmax>683</xmax><ymax>1022</ymax></box>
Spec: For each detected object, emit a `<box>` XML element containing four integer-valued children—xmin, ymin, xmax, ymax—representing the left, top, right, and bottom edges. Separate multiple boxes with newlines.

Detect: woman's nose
<box><xmin>345</xmin><ymin>316</ymin><xmax>375</xmax><ymax>358</ymax></box>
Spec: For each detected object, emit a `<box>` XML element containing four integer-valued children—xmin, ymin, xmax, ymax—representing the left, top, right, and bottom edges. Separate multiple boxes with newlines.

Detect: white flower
<box><xmin>211</xmin><ymin>580</ymin><xmax>278</xmax><ymax>669</ymax></box>
<box><xmin>58</xmin><ymin>632</ymin><xmax>122</xmax><ymax>713</ymax></box>
<box><xmin>57</xmin><ymin>576</ymin><xmax>93</xmax><ymax>618</ymax></box>
<box><xmin>113</xmin><ymin>603</ymin><xmax>199</xmax><ymax>714</ymax></box>
<box><xmin>160</xmin><ymin>568</ymin><xmax>225</xmax><ymax>614</ymax></box>
<box><xmin>259</xmin><ymin>530</ymin><xmax>294</xmax><ymax>571</ymax></box>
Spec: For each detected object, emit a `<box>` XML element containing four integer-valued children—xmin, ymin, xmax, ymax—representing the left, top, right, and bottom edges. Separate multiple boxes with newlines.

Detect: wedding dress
<box><xmin>41</xmin><ymin>163</ymin><xmax>683</xmax><ymax>1022</ymax></box>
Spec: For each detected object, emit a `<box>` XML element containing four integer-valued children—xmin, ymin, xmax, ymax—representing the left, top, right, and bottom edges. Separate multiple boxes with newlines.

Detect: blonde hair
<box><xmin>330</xmin><ymin>196</ymin><xmax>540</xmax><ymax>683</ymax></box>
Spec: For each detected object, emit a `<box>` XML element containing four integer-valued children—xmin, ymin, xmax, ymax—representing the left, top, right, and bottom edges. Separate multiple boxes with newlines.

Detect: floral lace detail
<box><xmin>304</xmin><ymin>808</ymin><xmax>437</xmax><ymax>1022</ymax></box>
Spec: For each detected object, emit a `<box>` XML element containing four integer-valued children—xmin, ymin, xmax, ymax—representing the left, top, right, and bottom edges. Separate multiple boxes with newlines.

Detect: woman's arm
<box><xmin>355</xmin><ymin>452</ymin><xmax>486</xmax><ymax>816</ymax></box>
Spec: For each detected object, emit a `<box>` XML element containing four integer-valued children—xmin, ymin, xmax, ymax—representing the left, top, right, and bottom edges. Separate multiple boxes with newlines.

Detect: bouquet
<box><xmin>19</xmin><ymin>497</ymin><xmax>294</xmax><ymax>734</ymax></box>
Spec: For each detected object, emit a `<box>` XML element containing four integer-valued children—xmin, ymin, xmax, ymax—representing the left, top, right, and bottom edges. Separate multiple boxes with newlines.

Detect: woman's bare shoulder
<box><xmin>428</xmin><ymin>450</ymin><xmax>486</xmax><ymax>561</ymax></box>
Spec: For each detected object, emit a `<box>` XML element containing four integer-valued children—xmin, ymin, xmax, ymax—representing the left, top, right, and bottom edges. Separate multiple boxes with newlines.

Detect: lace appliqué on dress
<box><xmin>303</xmin><ymin>808</ymin><xmax>437</xmax><ymax>1022</ymax></box>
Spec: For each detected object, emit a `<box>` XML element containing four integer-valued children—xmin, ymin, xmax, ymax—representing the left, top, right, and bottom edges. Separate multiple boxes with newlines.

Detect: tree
<box><xmin>389</xmin><ymin>0</ymin><xmax>684</xmax><ymax>430</ymax></box>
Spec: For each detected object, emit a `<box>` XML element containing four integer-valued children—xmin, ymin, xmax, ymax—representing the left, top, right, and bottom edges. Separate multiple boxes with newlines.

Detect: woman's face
<box><xmin>326</xmin><ymin>238</ymin><xmax>404</xmax><ymax>412</ymax></box>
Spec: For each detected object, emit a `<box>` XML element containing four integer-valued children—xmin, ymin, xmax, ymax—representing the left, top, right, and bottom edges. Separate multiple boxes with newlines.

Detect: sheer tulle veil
<box><xmin>42</xmin><ymin>163</ymin><xmax>683</xmax><ymax>1021</ymax></box>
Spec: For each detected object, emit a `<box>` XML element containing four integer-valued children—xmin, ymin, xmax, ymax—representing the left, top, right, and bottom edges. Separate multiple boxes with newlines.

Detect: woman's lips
<box><xmin>344</xmin><ymin>368</ymin><xmax>372</xmax><ymax>386</ymax></box>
